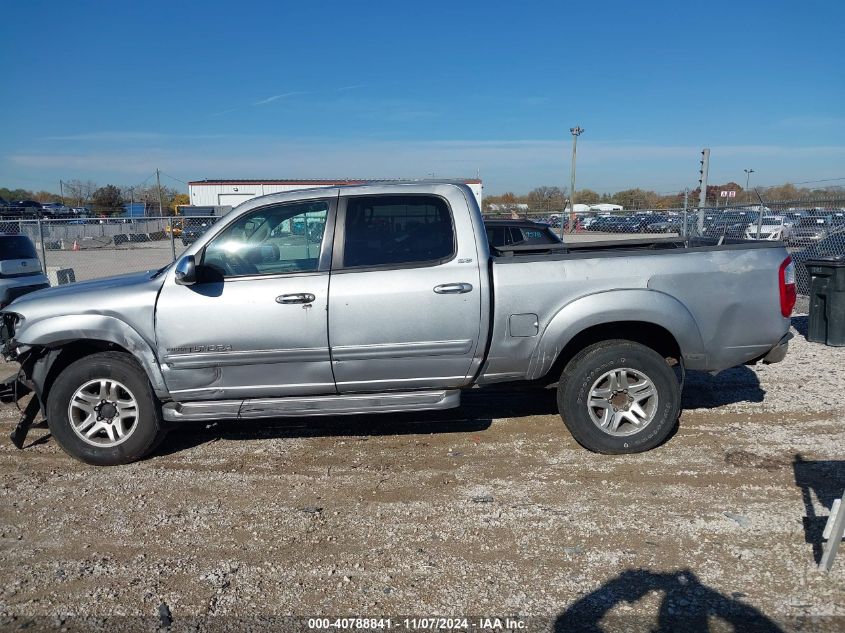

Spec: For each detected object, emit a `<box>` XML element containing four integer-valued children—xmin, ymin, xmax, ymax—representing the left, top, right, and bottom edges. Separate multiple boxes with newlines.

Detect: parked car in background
<box><xmin>788</xmin><ymin>216</ymin><xmax>840</xmax><ymax>245</ymax></box>
<box><xmin>702</xmin><ymin>212</ymin><xmax>755</xmax><ymax>239</ymax></box>
<box><xmin>181</xmin><ymin>219</ymin><xmax>217</xmax><ymax>245</ymax></box>
<box><xmin>484</xmin><ymin>219</ymin><xmax>562</xmax><ymax>248</ymax></box>
<box><xmin>577</xmin><ymin>214</ymin><xmax>599</xmax><ymax>229</ymax></box>
<box><xmin>11</xmin><ymin>200</ymin><xmax>43</xmax><ymax>212</ymax></box>
<box><xmin>41</xmin><ymin>202</ymin><xmax>72</xmax><ymax>215</ymax></box>
<box><xmin>586</xmin><ymin>215</ymin><xmax>620</xmax><ymax>232</ymax></box>
<box><xmin>586</xmin><ymin>214</ymin><xmax>668</xmax><ymax>234</ymax></box>
<box><xmin>745</xmin><ymin>216</ymin><xmax>792</xmax><ymax>241</ymax></box>
<box><xmin>0</xmin><ymin>235</ymin><xmax>50</xmax><ymax>310</ymax></box>
<box><xmin>644</xmin><ymin>215</ymin><xmax>695</xmax><ymax>235</ymax></box>
<box><xmin>624</xmin><ymin>214</ymin><xmax>669</xmax><ymax>233</ymax></box>
<box><xmin>165</xmin><ymin>219</ymin><xmax>184</xmax><ymax>238</ymax></box>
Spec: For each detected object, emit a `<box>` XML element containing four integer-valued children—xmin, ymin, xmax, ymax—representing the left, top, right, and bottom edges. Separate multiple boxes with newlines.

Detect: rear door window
<box><xmin>341</xmin><ymin>195</ymin><xmax>455</xmax><ymax>268</ymax></box>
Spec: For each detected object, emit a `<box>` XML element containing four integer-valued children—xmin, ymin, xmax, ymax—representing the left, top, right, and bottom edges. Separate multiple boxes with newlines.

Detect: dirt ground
<box><xmin>0</xmin><ymin>315</ymin><xmax>842</xmax><ymax>632</ymax></box>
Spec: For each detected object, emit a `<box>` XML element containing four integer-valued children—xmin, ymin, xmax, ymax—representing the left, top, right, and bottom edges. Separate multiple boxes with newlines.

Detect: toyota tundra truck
<box><xmin>0</xmin><ymin>183</ymin><xmax>795</xmax><ymax>465</ymax></box>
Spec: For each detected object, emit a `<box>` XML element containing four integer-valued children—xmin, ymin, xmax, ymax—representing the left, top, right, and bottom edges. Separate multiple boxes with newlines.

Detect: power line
<box><xmin>159</xmin><ymin>171</ymin><xmax>189</xmax><ymax>185</ymax></box>
<box><xmin>779</xmin><ymin>176</ymin><xmax>845</xmax><ymax>185</ymax></box>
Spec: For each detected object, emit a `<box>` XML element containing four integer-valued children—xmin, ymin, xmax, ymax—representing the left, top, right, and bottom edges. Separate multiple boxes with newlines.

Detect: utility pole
<box><xmin>59</xmin><ymin>180</ymin><xmax>65</xmax><ymax>206</ymax></box>
<box><xmin>156</xmin><ymin>168</ymin><xmax>164</xmax><ymax>217</ymax></box>
<box><xmin>697</xmin><ymin>148</ymin><xmax>710</xmax><ymax>234</ymax></box>
<box><xmin>568</xmin><ymin>126</ymin><xmax>585</xmax><ymax>235</ymax></box>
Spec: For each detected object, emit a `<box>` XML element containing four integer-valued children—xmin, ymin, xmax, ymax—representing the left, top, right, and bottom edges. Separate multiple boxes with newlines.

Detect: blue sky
<box><xmin>2</xmin><ymin>0</ymin><xmax>844</xmax><ymax>195</ymax></box>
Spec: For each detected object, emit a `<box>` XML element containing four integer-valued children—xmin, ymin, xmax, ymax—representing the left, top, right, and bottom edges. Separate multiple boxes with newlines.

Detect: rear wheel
<box><xmin>557</xmin><ymin>340</ymin><xmax>680</xmax><ymax>454</ymax></box>
<box><xmin>47</xmin><ymin>352</ymin><xmax>164</xmax><ymax>465</ymax></box>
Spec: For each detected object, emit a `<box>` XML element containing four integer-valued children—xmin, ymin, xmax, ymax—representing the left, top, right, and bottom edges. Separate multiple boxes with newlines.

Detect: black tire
<box><xmin>557</xmin><ymin>340</ymin><xmax>680</xmax><ymax>454</ymax></box>
<box><xmin>46</xmin><ymin>352</ymin><xmax>164</xmax><ymax>465</ymax></box>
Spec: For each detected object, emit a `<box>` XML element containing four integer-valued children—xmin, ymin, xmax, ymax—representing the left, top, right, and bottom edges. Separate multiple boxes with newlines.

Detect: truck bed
<box><xmin>481</xmin><ymin>236</ymin><xmax>790</xmax><ymax>383</ymax></box>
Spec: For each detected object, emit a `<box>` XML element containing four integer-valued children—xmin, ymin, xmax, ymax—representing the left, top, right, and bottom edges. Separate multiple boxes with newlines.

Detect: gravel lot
<box><xmin>0</xmin><ymin>314</ymin><xmax>842</xmax><ymax>632</ymax></box>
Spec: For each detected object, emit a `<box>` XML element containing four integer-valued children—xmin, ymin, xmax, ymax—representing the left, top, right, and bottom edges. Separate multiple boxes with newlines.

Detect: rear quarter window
<box><xmin>518</xmin><ymin>228</ymin><xmax>558</xmax><ymax>244</ymax></box>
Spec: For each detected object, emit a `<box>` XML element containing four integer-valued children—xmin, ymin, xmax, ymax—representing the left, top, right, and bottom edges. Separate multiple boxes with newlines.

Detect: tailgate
<box><xmin>0</xmin><ymin>258</ymin><xmax>41</xmax><ymax>276</ymax></box>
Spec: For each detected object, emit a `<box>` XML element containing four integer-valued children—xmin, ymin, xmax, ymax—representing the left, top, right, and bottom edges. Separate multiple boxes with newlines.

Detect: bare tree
<box><xmin>63</xmin><ymin>179</ymin><xmax>97</xmax><ymax>207</ymax></box>
<box><xmin>526</xmin><ymin>186</ymin><xmax>567</xmax><ymax>211</ymax></box>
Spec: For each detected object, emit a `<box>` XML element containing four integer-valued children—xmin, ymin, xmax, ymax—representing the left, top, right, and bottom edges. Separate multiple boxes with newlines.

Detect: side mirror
<box><xmin>175</xmin><ymin>255</ymin><xmax>197</xmax><ymax>285</ymax></box>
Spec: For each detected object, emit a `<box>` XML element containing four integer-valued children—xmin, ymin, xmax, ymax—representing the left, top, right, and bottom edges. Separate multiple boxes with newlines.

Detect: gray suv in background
<box><xmin>0</xmin><ymin>235</ymin><xmax>50</xmax><ymax>310</ymax></box>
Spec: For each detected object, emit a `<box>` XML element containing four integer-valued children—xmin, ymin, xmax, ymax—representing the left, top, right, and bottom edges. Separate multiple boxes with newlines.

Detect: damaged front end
<box><xmin>1</xmin><ymin>311</ymin><xmax>43</xmax><ymax>448</ymax></box>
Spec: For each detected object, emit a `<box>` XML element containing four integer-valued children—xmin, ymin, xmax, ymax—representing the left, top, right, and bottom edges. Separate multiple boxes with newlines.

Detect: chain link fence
<box><xmin>0</xmin><ymin>216</ymin><xmax>219</xmax><ymax>285</ymax></box>
<box><xmin>4</xmin><ymin>196</ymin><xmax>844</xmax><ymax>297</ymax></box>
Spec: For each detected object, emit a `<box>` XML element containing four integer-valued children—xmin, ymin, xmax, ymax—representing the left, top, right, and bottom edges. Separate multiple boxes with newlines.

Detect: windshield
<box><xmin>0</xmin><ymin>235</ymin><xmax>38</xmax><ymax>259</ymax></box>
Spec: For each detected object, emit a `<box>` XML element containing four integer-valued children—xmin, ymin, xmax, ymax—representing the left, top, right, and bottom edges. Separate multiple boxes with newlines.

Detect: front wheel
<box><xmin>557</xmin><ymin>340</ymin><xmax>680</xmax><ymax>454</ymax></box>
<box><xmin>47</xmin><ymin>352</ymin><xmax>165</xmax><ymax>465</ymax></box>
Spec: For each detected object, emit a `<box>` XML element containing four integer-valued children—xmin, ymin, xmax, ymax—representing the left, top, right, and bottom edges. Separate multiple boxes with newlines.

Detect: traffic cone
<box><xmin>72</xmin><ymin>239</ymin><xmax>80</xmax><ymax>251</ymax></box>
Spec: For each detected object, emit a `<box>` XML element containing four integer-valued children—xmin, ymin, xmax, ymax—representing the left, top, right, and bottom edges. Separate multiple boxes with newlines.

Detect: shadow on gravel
<box><xmin>794</xmin><ymin>454</ymin><xmax>845</xmax><ymax>564</ymax></box>
<box><xmin>554</xmin><ymin>568</ymin><xmax>783</xmax><ymax>632</ymax></box>
<box><xmin>792</xmin><ymin>315</ymin><xmax>809</xmax><ymax>339</ymax></box>
<box><xmin>681</xmin><ymin>365</ymin><xmax>765</xmax><ymax>409</ymax></box>
<box><xmin>154</xmin><ymin>386</ymin><xmax>560</xmax><ymax>458</ymax></box>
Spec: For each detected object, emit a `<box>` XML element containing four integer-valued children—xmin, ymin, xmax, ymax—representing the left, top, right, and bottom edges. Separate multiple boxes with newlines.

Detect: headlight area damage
<box><xmin>1</xmin><ymin>312</ymin><xmax>43</xmax><ymax>449</ymax></box>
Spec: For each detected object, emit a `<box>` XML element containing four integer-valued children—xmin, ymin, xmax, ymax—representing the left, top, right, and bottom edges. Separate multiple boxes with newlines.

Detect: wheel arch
<box><xmin>17</xmin><ymin>314</ymin><xmax>168</xmax><ymax>403</ymax></box>
<box><xmin>526</xmin><ymin>289</ymin><xmax>707</xmax><ymax>381</ymax></box>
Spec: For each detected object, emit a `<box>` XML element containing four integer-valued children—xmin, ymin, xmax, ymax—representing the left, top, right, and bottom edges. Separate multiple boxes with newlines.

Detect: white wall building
<box><xmin>589</xmin><ymin>203</ymin><xmax>624</xmax><ymax>212</ymax></box>
<box><xmin>188</xmin><ymin>179</ymin><xmax>483</xmax><ymax>209</ymax></box>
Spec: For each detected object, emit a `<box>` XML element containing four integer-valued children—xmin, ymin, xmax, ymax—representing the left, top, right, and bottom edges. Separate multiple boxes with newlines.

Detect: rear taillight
<box><xmin>779</xmin><ymin>256</ymin><xmax>796</xmax><ymax>317</ymax></box>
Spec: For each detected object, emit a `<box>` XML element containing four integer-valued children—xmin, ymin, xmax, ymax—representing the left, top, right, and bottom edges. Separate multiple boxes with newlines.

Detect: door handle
<box><xmin>276</xmin><ymin>293</ymin><xmax>316</xmax><ymax>304</ymax></box>
<box><xmin>433</xmin><ymin>283</ymin><xmax>473</xmax><ymax>294</ymax></box>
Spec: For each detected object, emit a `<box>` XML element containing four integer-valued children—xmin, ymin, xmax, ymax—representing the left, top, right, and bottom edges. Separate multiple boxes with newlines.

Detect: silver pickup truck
<box><xmin>0</xmin><ymin>183</ymin><xmax>796</xmax><ymax>465</ymax></box>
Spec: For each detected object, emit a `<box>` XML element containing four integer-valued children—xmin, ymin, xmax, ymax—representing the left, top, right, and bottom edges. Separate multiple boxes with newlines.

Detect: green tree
<box><xmin>0</xmin><ymin>187</ymin><xmax>35</xmax><ymax>203</ymax></box>
<box><xmin>92</xmin><ymin>184</ymin><xmax>124</xmax><ymax>215</ymax></box>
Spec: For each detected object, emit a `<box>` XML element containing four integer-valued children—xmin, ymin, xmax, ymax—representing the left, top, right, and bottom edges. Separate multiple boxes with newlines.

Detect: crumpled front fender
<box><xmin>16</xmin><ymin>314</ymin><xmax>168</xmax><ymax>397</ymax></box>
